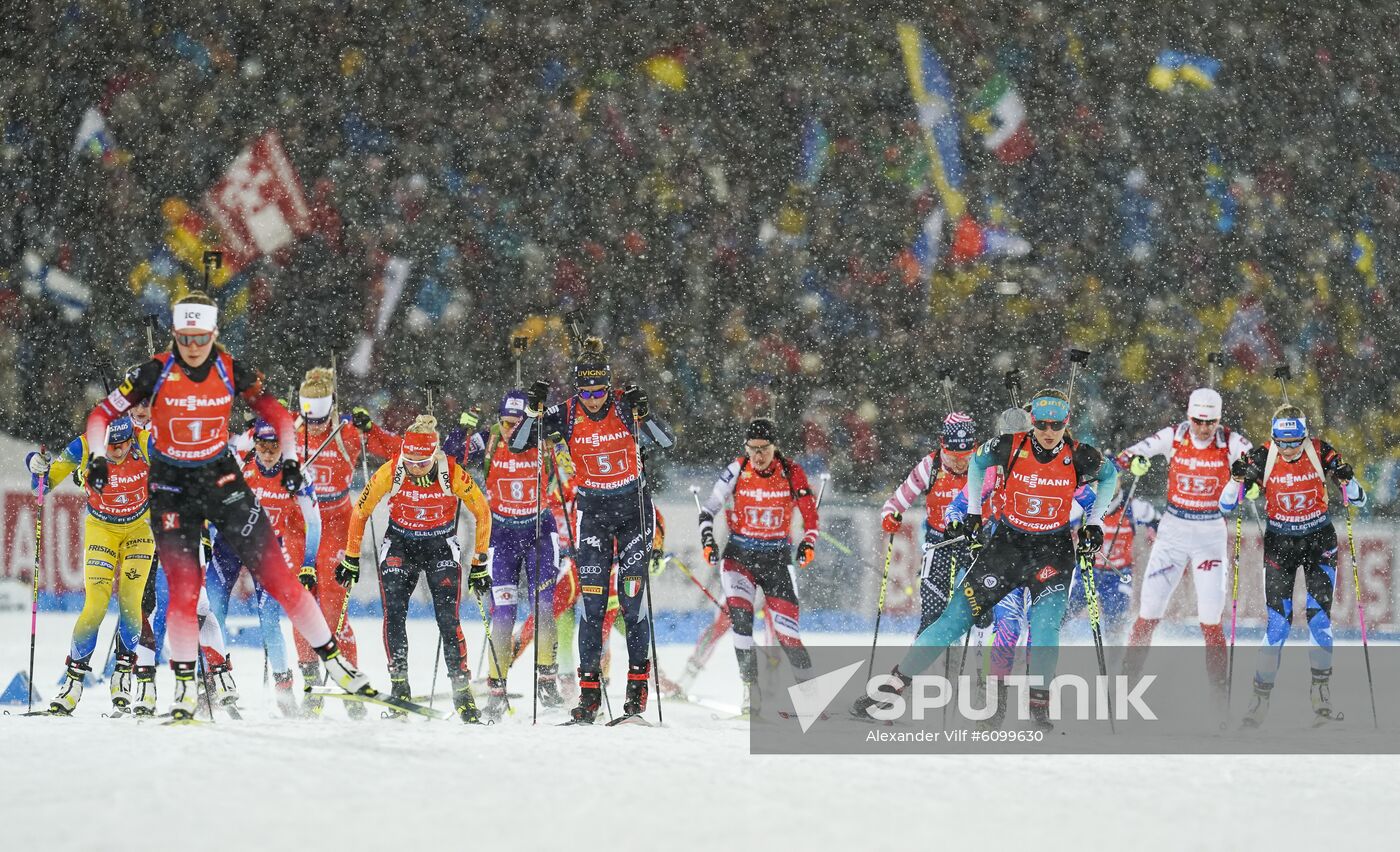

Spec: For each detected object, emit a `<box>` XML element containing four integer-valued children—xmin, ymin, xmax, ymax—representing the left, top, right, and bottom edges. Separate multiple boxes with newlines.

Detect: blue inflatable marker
<box><xmin>0</xmin><ymin>671</ymin><xmax>40</xmax><ymax>706</ymax></box>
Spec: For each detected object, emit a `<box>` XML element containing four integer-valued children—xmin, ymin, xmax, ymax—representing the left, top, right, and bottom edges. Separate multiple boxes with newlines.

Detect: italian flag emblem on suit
<box><xmin>623</xmin><ymin>578</ymin><xmax>642</xmax><ymax>598</ymax></box>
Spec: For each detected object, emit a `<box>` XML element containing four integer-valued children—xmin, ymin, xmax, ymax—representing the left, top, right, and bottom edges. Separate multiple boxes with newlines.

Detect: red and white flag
<box><xmin>204</xmin><ymin>130</ymin><xmax>312</xmax><ymax>267</ymax></box>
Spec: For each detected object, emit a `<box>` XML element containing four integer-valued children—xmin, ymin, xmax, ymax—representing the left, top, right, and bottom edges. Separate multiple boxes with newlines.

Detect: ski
<box><xmin>306</xmin><ymin>686</ymin><xmax>447</xmax><ymax>720</ymax></box>
<box><xmin>161</xmin><ymin>716</ymin><xmax>210</xmax><ymax>727</ymax></box>
<box><xmin>605</xmin><ymin>713</ymin><xmax>653</xmax><ymax>727</ymax></box>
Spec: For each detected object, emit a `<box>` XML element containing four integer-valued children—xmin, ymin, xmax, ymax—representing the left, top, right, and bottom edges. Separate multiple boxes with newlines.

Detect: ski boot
<box><xmin>110</xmin><ymin>651</ymin><xmax>135</xmax><ymax>712</ymax></box>
<box><xmin>50</xmin><ymin>657</ymin><xmax>91</xmax><ymax>715</ymax></box>
<box><xmin>740</xmin><ymin>682</ymin><xmax>760</xmax><ymax>718</ymax></box>
<box><xmin>1028</xmin><ymin>687</ymin><xmax>1054</xmax><ymax>732</ymax></box>
<box><xmin>977</xmin><ymin>682</ymin><xmax>1010</xmax><ymax>731</ymax></box>
<box><xmin>1241</xmin><ymin>681</ymin><xmax>1273</xmax><ymax>729</ymax></box>
<box><xmin>850</xmin><ymin>666</ymin><xmax>911</xmax><ymax>721</ymax></box>
<box><xmin>381</xmin><ymin>677</ymin><xmax>411</xmax><ymax>720</ymax></box>
<box><xmin>537</xmin><ymin>664</ymin><xmax>565</xmax><ymax>708</ymax></box>
<box><xmin>169</xmin><ymin>661</ymin><xmax>199</xmax><ymax>721</ymax></box>
<box><xmin>569</xmin><ymin>670</ymin><xmax>602</xmax><ymax>724</ymax></box>
<box><xmin>320</xmin><ymin>643</ymin><xmax>371</xmax><ymax>694</ymax></box>
<box><xmin>623</xmin><ymin>662</ymin><xmax>650</xmax><ymax>716</ymax></box>
<box><xmin>483</xmin><ymin>678</ymin><xmax>511</xmax><ymax>722</ymax></box>
<box><xmin>559</xmin><ymin>669</ymin><xmax>579</xmax><ymax>705</ymax></box>
<box><xmin>300</xmin><ymin>661</ymin><xmax>324</xmax><ymax>717</ymax></box>
<box><xmin>452</xmin><ymin>676</ymin><xmax>483</xmax><ymax>725</ymax></box>
<box><xmin>273</xmin><ymin>670</ymin><xmax>298</xmax><ymax>718</ymax></box>
<box><xmin>208</xmin><ymin>661</ymin><xmax>238</xmax><ymax>707</ymax></box>
<box><xmin>1310</xmin><ymin>668</ymin><xmax>1336</xmax><ymax>723</ymax></box>
<box><xmin>133</xmin><ymin>665</ymin><xmax>157</xmax><ymax>716</ymax></box>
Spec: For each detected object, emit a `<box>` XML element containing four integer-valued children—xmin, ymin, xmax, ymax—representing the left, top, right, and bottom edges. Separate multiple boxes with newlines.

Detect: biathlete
<box><xmin>341</xmin><ymin>415</ymin><xmax>492</xmax><ymax>723</ymax></box>
<box><xmin>82</xmin><ymin>292</ymin><xmax>372</xmax><ymax>719</ymax></box>
<box><xmin>852</xmin><ymin>389</ymin><xmax>1117</xmax><ymax>729</ymax></box>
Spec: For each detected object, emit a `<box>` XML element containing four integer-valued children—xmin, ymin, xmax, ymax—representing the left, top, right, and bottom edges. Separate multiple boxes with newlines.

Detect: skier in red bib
<box><xmin>82</xmin><ymin>292</ymin><xmax>372</xmax><ymax>719</ymax></box>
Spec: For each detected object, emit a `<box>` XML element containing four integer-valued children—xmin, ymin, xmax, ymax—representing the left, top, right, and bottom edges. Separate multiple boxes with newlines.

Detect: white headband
<box><xmin>174</xmin><ymin>303</ymin><xmax>218</xmax><ymax>332</ymax></box>
<box><xmin>300</xmin><ymin>395</ymin><xmax>334</xmax><ymax>420</ymax></box>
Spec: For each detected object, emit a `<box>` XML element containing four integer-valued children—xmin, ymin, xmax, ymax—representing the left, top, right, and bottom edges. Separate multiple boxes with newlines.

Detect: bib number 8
<box><xmin>497</xmin><ymin>477</ymin><xmax>536</xmax><ymax>504</ymax></box>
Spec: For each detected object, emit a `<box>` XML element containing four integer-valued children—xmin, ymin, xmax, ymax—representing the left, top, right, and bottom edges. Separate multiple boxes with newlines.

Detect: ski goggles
<box><xmin>577</xmin><ymin>387</ymin><xmax>610</xmax><ymax>400</ymax></box>
<box><xmin>174</xmin><ymin>332</ymin><xmax>214</xmax><ymax>347</ymax></box>
<box><xmin>1274</xmin><ymin>437</ymin><xmax>1306</xmax><ymax>450</ymax></box>
<box><xmin>1032</xmin><ymin>419</ymin><xmax>1067</xmax><ymax>432</ymax></box>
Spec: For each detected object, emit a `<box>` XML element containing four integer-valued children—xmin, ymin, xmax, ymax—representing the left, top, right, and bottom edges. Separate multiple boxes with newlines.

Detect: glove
<box><xmin>86</xmin><ymin>456</ymin><xmax>109</xmax><ymax>493</ymax></box>
<box><xmin>280</xmin><ymin>460</ymin><xmax>305</xmax><ymax>494</ymax></box>
<box><xmin>796</xmin><ymin>540</ymin><xmax>816</xmax><ymax>569</ymax></box>
<box><xmin>351</xmin><ymin>407</ymin><xmax>373</xmax><ymax>432</ymax></box>
<box><xmin>298</xmin><ymin>565</ymin><xmax>317</xmax><ymax>592</ymax></box>
<box><xmin>700</xmin><ymin>527</ymin><xmax>719</xmax><ymax>566</ymax></box>
<box><xmin>1231</xmin><ymin>456</ymin><xmax>1262</xmax><ymax>482</ymax></box>
<box><xmin>623</xmin><ymin>383</ymin><xmax>649</xmax><ymax>418</ymax></box>
<box><xmin>1334</xmin><ymin>462</ymin><xmax>1355</xmax><ymax>483</ymax></box>
<box><xmin>1129</xmin><ymin>455</ymin><xmax>1151</xmax><ymax>477</ymax></box>
<box><xmin>26</xmin><ymin>450</ymin><xmax>51</xmax><ymax>477</ymax></box>
<box><xmin>459</xmin><ymin>406</ymin><xmax>481</xmax><ymax>430</ymax></box>
<box><xmin>649</xmin><ymin>549</ymin><xmax>667</xmax><ymax>577</ymax></box>
<box><xmin>336</xmin><ymin>555</ymin><xmax>360</xmax><ymax>587</ymax></box>
<box><xmin>1078</xmin><ymin>524</ymin><xmax>1104</xmax><ymax>556</ymax></box>
<box><xmin>881</xmin><ymin>513</ymin><xmax>902</xmax><ymax>534</ymax></box>
<box><xmin>1245</xmin><ymin>482</ymin><xmax>1261</xmax><ymax>501</ymax></box>
<box><xmin>946</xmin><ymin>513</ymin><xmax>982</xmax><ymax>542</ymax></box>
<box><xmin>527</xmin><ymin>380</ymin><xmax>549</xmax><ymax>414</ymax></box>
<box><xmin>469</xmin><ymin>554</ymin><xmax>491</xmax><ymax>596</ymax></box>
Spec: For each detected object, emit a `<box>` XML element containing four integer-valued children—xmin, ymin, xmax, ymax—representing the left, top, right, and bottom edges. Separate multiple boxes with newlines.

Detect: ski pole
<box><xmin>475</xmin><ymin>594</ymin><xmax>509</xmax><ymax>717</ymax></box>
<box><xmin>428</xmin><ymin>635</ymin><xmax>443</xmax><ymax>710</ymax></box>
<box><xmin>633</xmin><ymin>410</ymin><xmax>662</xmax><ymax>725</ymax></box>
<box><xmin>669</xmin><ymin>552</ymin><xmax>725</xmax><ymax>613</ymax></box>
<box><xmin>532</xmin><ymin>428</ymin><xmax>546</xmax><ymax>726</ymax></box>
<box><xmin>1343</xmin><ymin>496</ymin><xmax>1378</xmax><ymax>728</ymax></box>
<box><xmin>942</xmin><ymin>551</ymin><xmax>956</xmax><ymax>726</ymax></box>
<box><xmin>27</xmin><ymin>445</ymin><xmax>47</xmax><ymax>714</ymax></box>
<box><xmin>1227</xmin><ymin>513</ymin><xmax>1242</xmax><ymax>714</ymax></box>
<box><xmin>1080</xmin><ymin>551</ymin><xmax>1115</xmax><ymax>733</ymax></box>
<box><xmin>866</xmin><ymin>534</ymin><xmax>896</xmax><ymax>681</ymax></box>
<box><xmin>1067</xmin><ymin>348</ymin><xmax>1091</xmax><ymax>410</ymax></box>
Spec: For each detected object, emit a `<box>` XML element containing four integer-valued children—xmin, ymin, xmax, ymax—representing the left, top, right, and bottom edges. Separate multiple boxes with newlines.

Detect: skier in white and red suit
<box><xmin>1116</xmin><ymin>387</ymin><xmax>1252</xmax><ymax>694</ymax></box>
<box><xmin>697</xmin><ymin>417</ymin><xmax>820</xmax><ymax>715</ymax></box>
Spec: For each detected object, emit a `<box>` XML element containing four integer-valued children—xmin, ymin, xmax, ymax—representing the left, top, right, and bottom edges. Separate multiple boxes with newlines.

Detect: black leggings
<box><xmin>378</xmin><ymin>530</ymin><xmax>469</xmax><ymax>684</ymax></box>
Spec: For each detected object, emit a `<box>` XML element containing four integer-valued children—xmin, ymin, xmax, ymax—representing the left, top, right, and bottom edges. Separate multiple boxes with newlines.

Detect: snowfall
<box><xmin>3</xmin><ymin>608</ymin><xmax>1396</xmax><ymax>852</ymax></box>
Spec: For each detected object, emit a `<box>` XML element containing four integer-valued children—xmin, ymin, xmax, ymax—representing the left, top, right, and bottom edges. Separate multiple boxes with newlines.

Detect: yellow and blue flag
<box><xmin>896</xmin><ymin>22</ymin><xmax>966</xmax><ymax>217</ymax></box>
<box><xmin>1149</xmin><ymin>50</ymin><xmax>1220</xmax><ymax>91</ymax></box>
<box><xmin>1353</xmin><ymin>220</ymin><xmax>1379</xmax><ymax>289</ymax></box>
<box><xmin>1204</xmin><ymin>147</ymin><xmax>1236</xmax><ymax>233</ymax></box>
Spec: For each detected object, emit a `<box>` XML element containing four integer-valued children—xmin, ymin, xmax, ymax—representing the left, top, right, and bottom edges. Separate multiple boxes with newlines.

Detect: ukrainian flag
<box><xmin>1149</xmin><ymin>50</ymin><xmax>1221</xmax><ymax>91</ymax></box>
<box><xmin>896</xmin><ymin>22</ymin><xmax>966</xmax><ymax>217</ymax></box>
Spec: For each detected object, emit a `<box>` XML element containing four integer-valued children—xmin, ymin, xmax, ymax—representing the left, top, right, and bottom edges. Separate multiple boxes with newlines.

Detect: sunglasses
<box><xmin>1032</xmin><ymin>419</ymin><xmax>1067</xmax><ymax>432</ymax></box>
<box><xmin>1190</xmin><ymin>417</ymin><xmax>1219</xmax><ymax>426</ymax></box>
<box><xmin>175</xmin><ymin>332</ymin><xmax>214</xmax><ymax>347</ymax></box>
<box><xmin>942</xmin><ymin>447</ymin><xmax>974</xmax><ymax>457</ymax></box>
<box><xmin>745</xmin><ymin>442</ymin><xmax>774</xmax><ymax>453</ymax></box>
<box><xmin>107</xmin><ymin>438</ymin><xmax>133</xmax><ymax>449</ymax></box>
<box><xmin>1275</xmin><ymin>438</ymin><xmax>1305</xmax><ymax>449</ymax></box>
<box><xmin>403</xmin><ymin>455</ymin><xmax>436</xmax><ymax>466</ymax></box>
<box><xmin>577</xmin><ymin>388</ymin><xmax>610</xmax><ymax>400</ymax></box>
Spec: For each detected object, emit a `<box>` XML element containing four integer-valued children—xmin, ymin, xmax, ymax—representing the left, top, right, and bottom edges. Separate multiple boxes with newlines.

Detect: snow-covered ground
<box><xmin>3</xmin><ymin>610</ymin><xmax>1395</xmax><ymax>852</ymax></box>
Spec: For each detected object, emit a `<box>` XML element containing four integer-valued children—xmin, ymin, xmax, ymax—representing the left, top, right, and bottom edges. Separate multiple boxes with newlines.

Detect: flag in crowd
<box><xmin>896</xmin><ymin>22</ymin><xmax>966</xmax><ymax>218</ymax></box>
<box><xmin>1148</xmin><ymin>50</ymin><xmax>1221</xmax><ymax>91</ymax></box>
<box><xmin>968</xmin><ymin>72</ymin><xmax>1035</xmax><ymax>164</ymax></box>
<box><xmin>1204</xmin><ymin>146</ymin><xmax>1236</xmax><ymax>234</ymax></box>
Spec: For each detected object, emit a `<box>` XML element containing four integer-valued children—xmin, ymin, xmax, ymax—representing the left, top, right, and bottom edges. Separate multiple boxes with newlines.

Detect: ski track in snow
<box><xmin>2</xmin><ymin>612</ymin><xmax>1395</xmax><ymax>852</ymax></box>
